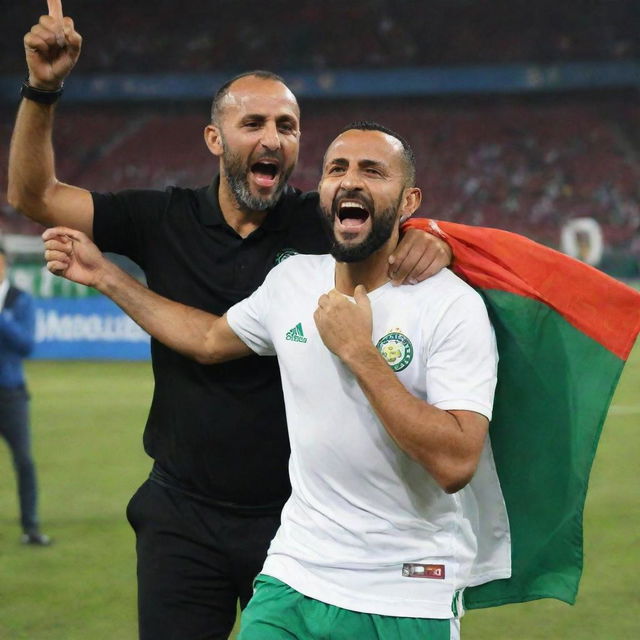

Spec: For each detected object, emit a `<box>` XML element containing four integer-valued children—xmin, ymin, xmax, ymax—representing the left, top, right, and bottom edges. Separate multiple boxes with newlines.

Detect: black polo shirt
<box><xmin>92</xmin><ymin>179</ymin><xmax>328</xmax><ymax>510</ymax></box>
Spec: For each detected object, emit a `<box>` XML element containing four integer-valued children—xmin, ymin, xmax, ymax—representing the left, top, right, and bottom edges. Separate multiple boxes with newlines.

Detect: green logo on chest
<box><xmin>376</xmin><ymin>331</ymin><xmax>414</xmax><ymax>372</ymax></box>
<box><xmin>275</xmin><ymin>248</ymin><xmax>298</xmax><ymax>264</ymax></box>
<box><xmin>286</xmin><ymin>323</ymin><xmax>308</xmax><ymax>343</ymax></box>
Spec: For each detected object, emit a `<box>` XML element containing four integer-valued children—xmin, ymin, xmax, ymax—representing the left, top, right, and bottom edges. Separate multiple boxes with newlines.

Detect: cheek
<box><xmin>318</xmin><ymin>189</ymin><xmax>334</xmax><ymax>214</ymax></box>
<box><xmin>284</xmin><ymin>139</ymin><xmax>300</xmax><ymax>161</ymax></box>
<box><xmin>373</xmin><ymin>190</ymin><xmax>397</xmax><ymax>211</ymax></box>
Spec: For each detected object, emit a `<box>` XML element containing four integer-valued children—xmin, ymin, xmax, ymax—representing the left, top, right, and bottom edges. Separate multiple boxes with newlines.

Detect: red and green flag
<box><xmin>406</xmin><ymin>218</ymin><xmax>640</xmax><ymax>609</ymax></box>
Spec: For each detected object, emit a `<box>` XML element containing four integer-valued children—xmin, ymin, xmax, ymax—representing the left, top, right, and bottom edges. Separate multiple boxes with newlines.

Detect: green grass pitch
<box><xmin>0</xmin><ymin>344</ymin><xmax>638</xmax><ymax>639</ymax></box>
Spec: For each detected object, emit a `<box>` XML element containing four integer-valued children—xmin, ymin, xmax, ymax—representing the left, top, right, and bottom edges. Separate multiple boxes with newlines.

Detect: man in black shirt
<box><xmin>8</xmin><ymin>6</ymin><xmax>451</xmax><ymax>639</ymax></box>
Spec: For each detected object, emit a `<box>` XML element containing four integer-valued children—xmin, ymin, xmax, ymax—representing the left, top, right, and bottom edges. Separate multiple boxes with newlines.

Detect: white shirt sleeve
<box><xmin>425</xmin><ymin>290</ymin><xmax>498</xmax><ymax>420</ymax></box>
<box><xmin>226</xmin><ymin>277</ymin><xmax>276</xmax><ymax>356</ymax></box>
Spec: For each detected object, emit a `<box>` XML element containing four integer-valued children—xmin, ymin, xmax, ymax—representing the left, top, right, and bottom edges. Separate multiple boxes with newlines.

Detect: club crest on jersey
<box><xmin>274</xmin><ymin>248</ymin><xmax>298</xmax><ymax>264</ymax></box>
<box><xmin>376</xmin><ymin>330</ymin><xmax>413</xmax><ymax>372</ymax></box>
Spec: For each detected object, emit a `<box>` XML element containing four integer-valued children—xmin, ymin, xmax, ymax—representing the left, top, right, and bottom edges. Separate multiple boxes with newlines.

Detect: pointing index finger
<box><xmin>47</xmin><ymin>0</ymin><xmax>64</xmax><ymax>22</ymax></box>
<box><xmin>47</xmin><ymin>0</ymin><xmax>65</xmax><ymax>46</ymax></box>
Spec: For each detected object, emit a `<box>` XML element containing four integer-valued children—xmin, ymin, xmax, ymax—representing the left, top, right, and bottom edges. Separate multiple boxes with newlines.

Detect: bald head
<box><xmin>330</xmin><ymin>121</ymin><xmax>416</xmax><ymax>187</ymax></box>
<box><xmin>211</xmin><ymin>71</ymin><xmax>299</xmax><ymax>125</ymax></box>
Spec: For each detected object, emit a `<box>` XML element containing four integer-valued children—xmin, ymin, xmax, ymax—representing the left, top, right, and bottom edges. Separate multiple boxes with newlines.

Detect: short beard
<box><xmin>222</xmin><ymin>138</ymin><xmax>292</xmax><ymax>212</ymax></box>
<box><xmin>320</xmin><ymin>193</ymin><xmax>401</xmax><ymax>263</ymax></box>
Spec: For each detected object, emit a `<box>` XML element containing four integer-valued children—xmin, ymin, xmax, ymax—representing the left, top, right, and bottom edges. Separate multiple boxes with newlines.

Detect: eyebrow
<box><xmin>240</xmin><ymin>113</ymin><xmax>298</xmax><ymax>123</ymax></box>
<box><xmin>327</xmin><ymin>158</ymin><xmax>388</xmax><ymax>171</ymax></box>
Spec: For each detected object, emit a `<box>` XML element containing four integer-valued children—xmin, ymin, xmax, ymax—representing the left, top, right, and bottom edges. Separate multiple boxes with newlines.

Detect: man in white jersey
<box><xmin>43</xmin><ymin>122</ymin><xmax>511</xmax><ymax>639</ymax></box>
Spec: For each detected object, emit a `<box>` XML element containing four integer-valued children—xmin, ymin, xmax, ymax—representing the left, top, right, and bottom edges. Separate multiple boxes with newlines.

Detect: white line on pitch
<box><xmin>608</xmin><ymin>405</ymin><xmax>640</xmax><ymax>416</ymax></box>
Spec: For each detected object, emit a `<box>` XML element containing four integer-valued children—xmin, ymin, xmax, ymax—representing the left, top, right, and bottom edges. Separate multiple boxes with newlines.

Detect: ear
<box><xmin>204</xmin><ymin>124</ymin><xmax>224</xmax><ymax>158</ymax></box>
<box><xmin>399</xmin><ymin>187</ymin><xmax>422</xmax><ymax>223</ymax></box>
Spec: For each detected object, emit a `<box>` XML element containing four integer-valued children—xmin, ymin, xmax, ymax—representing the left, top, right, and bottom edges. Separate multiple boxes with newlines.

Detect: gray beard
<box><xmin>222</xmin><ymin>142</ymin><xmax>292</xmax><ymax>212</ymax></box>
<box><xmin>226</xmin><ymin>170</ymin><xmax>278</xmax><ymax>211</ymax></box>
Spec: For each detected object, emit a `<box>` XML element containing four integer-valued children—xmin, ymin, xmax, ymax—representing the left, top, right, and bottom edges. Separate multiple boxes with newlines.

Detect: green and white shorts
<box><xmin>238</xmin><ymin>574</ymin><xmax>461</xmax><ymax>640</ymax></box>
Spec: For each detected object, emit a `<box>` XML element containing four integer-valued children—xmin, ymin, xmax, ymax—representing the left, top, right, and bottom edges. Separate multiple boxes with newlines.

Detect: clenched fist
<box><xmin>314</xmin><ymin>285</ymin><xmax>374</xmax><ymax>361</ymax></box>
<box><xmin>42</xmin><ymin>226</ymin><xmax>108</xmax><ymax>288</ymax></box>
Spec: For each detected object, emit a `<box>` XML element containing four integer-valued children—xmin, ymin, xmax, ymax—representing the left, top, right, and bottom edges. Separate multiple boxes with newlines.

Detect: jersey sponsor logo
<box><xmin>376</xmin><ymin>330</ymin><xmax>413</xmax><ymax>372</ymax></box>
<box><xmin>285</xmin><ymin>323</ymin><xmax>308</xmax><ymax>343</ymax></box>
<box><xmin>402</xmin><ymin>563</ymin><xmax>446</xmax><ymax>579</ymax></box>
<box><xmin>274</xmin><ymin>248</ymin><xmax>298</xmax><ymax>264</ymax></box>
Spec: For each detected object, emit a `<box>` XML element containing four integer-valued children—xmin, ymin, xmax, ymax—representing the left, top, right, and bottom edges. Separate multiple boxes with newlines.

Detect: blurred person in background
<box><xmin>0</xmin><ymin>241</ymin><xmax>51</xmax><ymax>547</ymax></box>
<box><xmin>7</xmin><ymin>3</ymin><xmax>451</xmax><ymax>638</ymax></box>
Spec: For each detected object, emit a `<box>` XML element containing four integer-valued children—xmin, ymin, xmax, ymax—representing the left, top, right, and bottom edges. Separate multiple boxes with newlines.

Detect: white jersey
<box><xmin>227</xmin><ymin>254</ymin><xmax>511</xmax><ymax>618</ymax></box>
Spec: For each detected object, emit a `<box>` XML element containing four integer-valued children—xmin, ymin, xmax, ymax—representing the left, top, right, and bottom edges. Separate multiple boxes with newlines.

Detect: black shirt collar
<box><xmin>203</xmin><ymin>175</ymin><xmax>294</xmax><ymax>232</ymax></box>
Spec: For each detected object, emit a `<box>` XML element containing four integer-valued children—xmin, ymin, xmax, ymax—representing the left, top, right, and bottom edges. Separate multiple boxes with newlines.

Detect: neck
<box><xmin>333</xmin><ymin>232</ymin><xmax>398</xmax><ymax>296</ymax></box>
<box><xmin>218</xmin><ymin>175</ymin><xmax>268</xmax><ymax>238</ymax></box>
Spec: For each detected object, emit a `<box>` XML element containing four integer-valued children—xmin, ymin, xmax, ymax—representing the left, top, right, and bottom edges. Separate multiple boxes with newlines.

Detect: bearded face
<box><xmin>320</xmin><ymin>188</ymin><xmax>403</xmax><ymax>262</ymax></box>
<box><xmin>221</xmin><ymin>137</ymin><xmax>294</xmax><ymax>211</ymax></box>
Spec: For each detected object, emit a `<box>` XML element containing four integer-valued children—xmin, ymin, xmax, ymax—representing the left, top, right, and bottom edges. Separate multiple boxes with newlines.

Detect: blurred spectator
<box><xmin>0</xmin><ymin>242</ymin><xmax>51</xmax><ymax>546</ymax></box>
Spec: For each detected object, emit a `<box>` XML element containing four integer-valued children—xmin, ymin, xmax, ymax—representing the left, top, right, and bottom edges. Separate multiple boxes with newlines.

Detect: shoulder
<box><xmin>92</xmin><ymin>187</ymin><xmax>172</xmax><ymax>206</ymax></box>
<box><xmin>92</xmin><ymin>188</ymin><xmax>174</xmax><ymax>230</ymax></box>
<box><xmin>262</xmin><ymin>254</ymin><xmax>331</xmax><ymax>295</ymax></box>
<box><xmin>171</xmin><ymin>184</ymin><xmax>208</xmax><ymax>202</ymax></box>
<box><xmin>417</xmin><ymin>268</ymin><xmax>482</xmax><ymax>300</ymax></box>
<box><xmin>267</xmin><ymin>253</ymin><xmax>330</xmax><ymax>281</ymax></box>
<box><xmin>276</xmin><ymin>187</ymin><xmax>327</xmax><ymax>253</ymax></box>
<box><xmin>277</xmin><ymin>186</ymin><xmax>322</xmax><ymax>222</ymax></box>
<box><xmin>403</xmin><ymin>269</ymin><xmax>489</xmax><ymax>324</ymax></box>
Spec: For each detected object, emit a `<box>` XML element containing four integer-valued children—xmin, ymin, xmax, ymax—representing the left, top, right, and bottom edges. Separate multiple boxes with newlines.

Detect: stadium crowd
<box><xmin>1</xmin><ymin>0</ymin><xmax>638</xmax><ymax>267</ymax></box>
<box><xmin>3</xmin><ymin>0</ymin><xmax>638</xmax><ymax>74</ymax></box>
<box><xmin>2</xmin><ymin>97</ymin><xmax>638</xmax><ymax>256</ymax></box>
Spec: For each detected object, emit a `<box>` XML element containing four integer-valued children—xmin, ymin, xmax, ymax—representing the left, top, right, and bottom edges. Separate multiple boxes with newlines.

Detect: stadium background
<box><xmin>0</xmin><ymin>1</ymin><xmax>638</xmax><ymax>638</ymax></box>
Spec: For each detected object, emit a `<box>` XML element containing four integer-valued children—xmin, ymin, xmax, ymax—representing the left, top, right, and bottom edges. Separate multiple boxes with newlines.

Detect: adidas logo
<box><xmin>285</xmin><ymin>323</ymin><xmax>308</xmax><ymax>343</ymax></box>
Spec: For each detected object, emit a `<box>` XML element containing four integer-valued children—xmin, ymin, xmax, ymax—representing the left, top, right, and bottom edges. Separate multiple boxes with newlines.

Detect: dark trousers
<box><xmin>0</xmin><ymin>387</ymin><xmax>38</xmax><ymax>533</ymax></box>
<box><xmin>126</xmin><ymin>478</ymin><xmax>282</xmax><ymax>640</ymax></box>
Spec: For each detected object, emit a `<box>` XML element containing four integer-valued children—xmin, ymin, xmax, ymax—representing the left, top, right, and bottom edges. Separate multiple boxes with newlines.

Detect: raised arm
<box><xmin>314</xmin><ymin>286</ymin><xmax>490</xmax><ymax>494</ymax></box>
<box><xmin>7</xmin><ymin>1</ymin><xmax>94</xmax><ymax>236</ymax></box>
<box><xmin>42</xmin><ymin>227</ymin><xmax>252</xmax><ymax>363</ymax></box>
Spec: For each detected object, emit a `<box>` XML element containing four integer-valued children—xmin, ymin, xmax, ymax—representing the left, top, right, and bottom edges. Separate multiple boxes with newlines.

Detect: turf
<box><xmin>0</xmin><ymin>345</ymin><xmax>638</xmax><ymax>639</ymax></box>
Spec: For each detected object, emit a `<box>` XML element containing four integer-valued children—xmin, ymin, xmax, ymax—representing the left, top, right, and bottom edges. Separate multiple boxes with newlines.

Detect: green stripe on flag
<box><xmin>464</xmin><ymin>290</ymin><xmax>624</xmax><ymax>609</ymax></box>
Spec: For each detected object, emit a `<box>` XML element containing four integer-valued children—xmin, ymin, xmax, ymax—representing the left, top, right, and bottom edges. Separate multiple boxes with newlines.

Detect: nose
<box><xmin>260</xmin><ymin>121</ymin><xmax>281</xmax><ymax>151</ymax></box>
<box><xmin>338</xmin><ymin>168</ymin><xmax>363</xmax><ymax>192</ymax></box>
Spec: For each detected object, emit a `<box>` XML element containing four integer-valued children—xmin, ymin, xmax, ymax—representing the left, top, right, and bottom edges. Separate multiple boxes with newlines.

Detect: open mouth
<box><xmin>251</xmin><ymin>160</ymin><xmax>280</xmax><ymax>188</ymax></box>
<box><xmin>337</xmin><ymin>200</ymin><xmax>371</xmax><ymax>228</ymax></box>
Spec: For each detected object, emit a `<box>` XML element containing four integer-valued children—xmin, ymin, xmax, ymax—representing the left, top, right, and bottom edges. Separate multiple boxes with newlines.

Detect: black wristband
<box><xmin>20</xmin><ymin>80</ymin><xmax>64</xmax><ymax>105</ymax></box>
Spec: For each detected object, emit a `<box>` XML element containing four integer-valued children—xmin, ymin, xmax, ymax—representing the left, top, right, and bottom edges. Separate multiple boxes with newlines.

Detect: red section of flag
<box><xmin>404</xmin><ymin>218</ymin><xmax>640</xmax><ymax>360</ymax></box>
